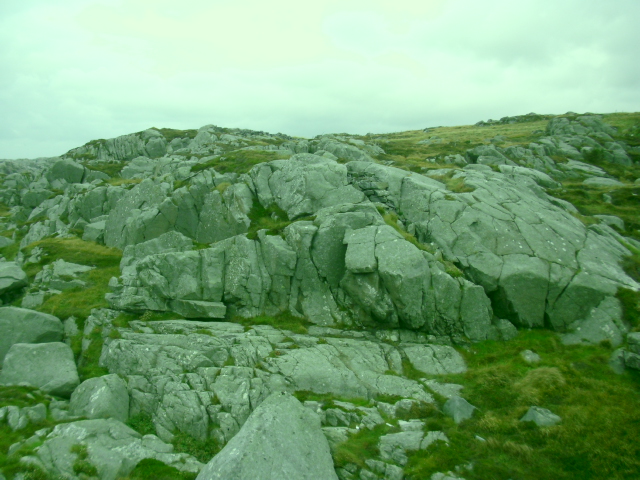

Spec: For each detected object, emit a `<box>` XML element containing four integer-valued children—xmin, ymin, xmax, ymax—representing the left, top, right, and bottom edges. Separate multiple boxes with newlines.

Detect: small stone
<box><xmin>519</xmin><ymin>406</ymin><xmax>561</xmax><ymax>426</ymax></box>
<box><xmin>520</xmin><ymin>350</ymin><xmax>541</xmax><ymax>364</ymax></box>
<box><xmin>443</xmin><ymin>396</ymin><xmax>477</xmax><ymax>424</ymax></box>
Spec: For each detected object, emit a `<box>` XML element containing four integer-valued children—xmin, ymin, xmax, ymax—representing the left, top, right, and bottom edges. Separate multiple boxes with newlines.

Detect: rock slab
<box><xmin>69</xmin><ymin>374</ymin><xmax>130</xmax><ymax>422</ymax></box>
<box><xmin>0</xmin><ymin>307</ymin><xmax>63</xmax><ymax>365</ymax></box>
<box><xmin>0</xmin><ymin>342</ymin><xmax>79</xmax><ymax>397</ymax></box>
<box><xmin>196</xmin><ymin>392</ymin><xmax>338</xmax><ymax>480</ymax></box>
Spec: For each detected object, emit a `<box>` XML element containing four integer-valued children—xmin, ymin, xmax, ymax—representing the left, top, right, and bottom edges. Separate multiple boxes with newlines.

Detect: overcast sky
<box><xmin>1</xmin><ymin>0</ymin><xmax>639</xmax><ymax>159</ymax></box>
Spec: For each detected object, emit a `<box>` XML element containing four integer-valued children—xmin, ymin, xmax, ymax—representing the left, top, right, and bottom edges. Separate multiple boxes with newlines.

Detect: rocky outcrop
<box><xmin>82</xmin><ymin>311</ymin><xmax>463</xmax><ymax>446</ymax></box>
<box><xmin>348</xmin><ymin>161</ymin><xmax>638</xmax><ymax>343</ymax></box>
<box><xmin>196</xmin><ymin>392</ymin><xmax>338</xmax><ymax>480</ymax></box>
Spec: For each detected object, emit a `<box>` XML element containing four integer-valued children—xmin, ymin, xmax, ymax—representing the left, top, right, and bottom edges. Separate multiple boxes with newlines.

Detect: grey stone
<box><xmin>0</xmin><ymin>307</ymin><xmax>63</xmax><ymax>366</ymax></box>
<box><xmin>379</xmin><ymin>429</ymin><xmax>448</xmax><ymax>466</ymax></box>
<box><xmin>582</xmin><ymin>177</ymin><xmax>624</xmax><ymax>187</ymax></box>
<box><xmin>196</xmin><ymin>392</ymin><xmax>338</xmax><ymax>480</ymax></box>
<box><xmin>0</xmin><ymin>262</ymin><xmax>28</xmax><ymax>296</ymax></box>
<box><xmin>520</xmin><ymin>350</ymin><xmax>541</xmax><ymax>364</ymax></box>
<box><xmin>82</xmin><ymin>220</ymin><xmax>106</xmax><ymax>243</ymax></box>
<box><xmin>627</xmin><ymin>332</ymin><xmax>640</xmax><ymax>354</ymax></box>
<box><xmin>0</xmin><ymin>342</ymin><xmax>79</xmax><ymax>397</ymax></box>
<box><xmin>423</xmin><ymin>380</ymin><xmax>464</xmax><ymax>399</ymax></box>
<box><xmin>69</xmin><ymin>374</ymin><xmax>130</xmax><ymax>422</ymax></box>
<box><xmin>170</xmin><ymin>300</ymin><xmax>227</xmax><ymax>319</ymax></box>
<box><xmin>46</xmin><ymin>159</ymin><xmax>86</xmax><ymax>185</ymax></box>
<box><xmin>443</xmin><ymin>396</ymin><xmax>477</xmax><ymax>424</ymax></box>
<box><xmin>364</xmin><ymin>459</ymin><xmax>404</xmax><ymax>480</ymax></box>
<box><xmin>594</xmin><ymin>215</ymin><xmax>625</xmax><ymax>231</ymax></box>
<box><xmin>0</xmin><ymin>236</ymin><xmax>14</xmax><ymax>248</ymax></box>
<box><xmin>249</xmin><ymin>154</ymin><xmax>365</xmax><ymax>219</ymax></box>
<box><xmin>494</xmin><ymin>319</ymin><xmax>518</xmax><ymax>341</ymax></box>
<box><xmin>401</xmin><ymin>344</ymin><xmax>467</xmax><ymax>375</ymax></box>
<box><xmin>519</xmin><ymin>406</ymin><xmax>561</xmax><ymax>426</ymax></box>
<box><xmin>624</xmin><ymin>351</ymin><xmax>640</xmax><ymax>370</ymax></box>
<box><xmin>26</xmin><ymin>418</ymin><xmax>202</xmax><ymax>480</ymax></box>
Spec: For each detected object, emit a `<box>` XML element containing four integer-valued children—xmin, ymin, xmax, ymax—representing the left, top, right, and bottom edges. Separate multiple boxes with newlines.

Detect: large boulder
<box><xmin>0</xmin><ymin>307</ymin><xmax>63</xmax><ymax>365</ymax></box>
<box><xmin>69</xmin><ymin>374</ymin><xmax>130</xmax><ymax>422</ymax></box>
<box><xmin>248</xmin><ymin>153</ymin><xmax>365</xmax><ymax>219</ymax></box>
<box><xmin>0</xmin><ymin>342</ymin><xmax>79</xmax><ymax>397</ymax></box>
<box><xmin>46</xmin><ymin>159</ymin><xmax>86</xmax><ymax>186</ymax></box>
<box><xmin>0</xmin><ymin>262</ymin><xmax>28</xmax><ymax>297</ymax></box>
<box><xmin>196</xmin><ymin>392</ymin><xmax>338</xmax><ymax>480</ymax></box>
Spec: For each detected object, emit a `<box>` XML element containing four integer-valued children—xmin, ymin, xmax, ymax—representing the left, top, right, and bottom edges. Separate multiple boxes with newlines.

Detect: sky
<box><xmin>1</xmin><ymin>0</ymin><xmax>639</xmax><ymax>159</ymax></box>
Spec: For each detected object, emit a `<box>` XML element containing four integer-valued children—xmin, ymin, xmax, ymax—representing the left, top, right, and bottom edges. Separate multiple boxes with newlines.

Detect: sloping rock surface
<box><xmin>196</xmin><ymin>392</ymin><xmax>338</xmax><ymax>480</ymax></box>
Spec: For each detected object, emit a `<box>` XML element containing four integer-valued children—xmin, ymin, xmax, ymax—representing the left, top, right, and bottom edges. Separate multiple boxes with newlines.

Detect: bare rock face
<box><xmin>196</xmin><ymin>392</ymin><xmax>338</xmax><ymax>480</ymax></box>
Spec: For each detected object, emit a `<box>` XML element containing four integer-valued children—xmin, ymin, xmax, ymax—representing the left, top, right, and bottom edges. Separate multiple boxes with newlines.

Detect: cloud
<box><xmin>1</xmin><ymin>0</ymin><xmax>639</xmax><ymax>158</ymax></box>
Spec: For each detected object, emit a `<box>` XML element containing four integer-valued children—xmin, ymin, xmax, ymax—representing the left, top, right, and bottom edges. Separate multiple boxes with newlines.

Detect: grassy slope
<box><xmin>1</xmin><ymin>112</ymin><xmax>640</xmax><ymax>479</ymax></box>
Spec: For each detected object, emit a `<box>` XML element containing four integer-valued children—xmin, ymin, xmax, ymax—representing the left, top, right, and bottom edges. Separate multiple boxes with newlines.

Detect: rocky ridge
<box><xmin>0</xmin><ymin>112</ymin><xmax>639</xmax><ymax>479</ymax></box>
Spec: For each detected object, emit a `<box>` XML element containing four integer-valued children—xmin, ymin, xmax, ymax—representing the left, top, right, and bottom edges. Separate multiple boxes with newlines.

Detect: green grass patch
<box><xmin>36</xmin><ymin>266</ymin><xmax>120</xmax><ymax>321</ymax></box>
<box><xmin>191</xmin><ymin>150</ymin><xmax>286</xmax><ymax>175</ymax></box>
<box><xmin>333</xmin><ymin>423</ymin><xmax>391</xmax><ymax>468</ymax></box>
<box><xmin>0</xmin><ymin>385</ymin><xmax>50</xmax><ymax>409</ymax></box>
<box><xmin>155</xmin><ymin>127</ymin><xmax>199</xmax><ymax>142</ymax></box>
<box><xmin>76</xmin><ymin>326</ymin><xmax>109</xmax><ymax>381</ymax></box>
<box><xmin>25</xmin><ymin>237</ymin><xmax>122</xmax><ymax>271</ymax></box>
<box><xmin>234</xmin><ymin>311</ymin><xmax>310</xmax><ymax>334</ymax></box>
<box><xmin>172</xmin><ymin>431</ymin><xmax>221</xmax><ymax>464</ymax></box>
<box><xmin>126</xmin><ymin>413</ymin><xmax>156</xmax><ymax>436</ymax></box>
<box><xmin>246</xmin><ymin>200</ymin><xmax>293</xmax><ymax>239</ymax></box>
<box><xmin>382</xmin><ymin>210</ymin><xmax>435</xmax><ymax>254</ymax></box>
<box><xmin>549</xmin><ymin>183</ymin><xmax>640</xmax><ymax>239</ymax></box>
<box><xmin>404</xmin><ymin>330</ymin><xmax>640</xmax><ymax>479</ymax></box>
<box><xmin>123</xmin><ymin>458</ymin><xmax>197</xmax><ymax>480</ymax></box>
<box><xmin>82</xmin><ymin>161</ymin><xmax>125</xmax><ymax>178</ymax></box>
<box><xmin>107</xmin><ymin>177</ymin><xmax>142</xmax><ymax>187</ymax></box>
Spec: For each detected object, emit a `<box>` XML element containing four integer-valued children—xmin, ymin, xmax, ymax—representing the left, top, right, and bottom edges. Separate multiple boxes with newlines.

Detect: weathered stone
<box><xmin>627</xmin><ymin>332</ymin><xmax>640</xmax><ymax>354</ymax></box>
<box><xmin>46</xmin><ymin>159</ymin><xmax>85</xmax><ymax>186</ymax></box>
<box><xmin>0</xmin><ymin>342</ymin><xmax>79</xmax><ymax>397</ymax></box>
<box><xmin>624</xmin><ymin>351</ymin><xmax>640</xmax><ymax>371</ymax></box>
<box><xmin>25</xmin><ymin>418</ymin><xmax>202</xmax><ymax>480</ymax></box>
<box><xmin>443</xmin><ymin>396</ymin><xmax>477</xmax><ymax>424</ymax></box>
<box><xmin>0</xmin><ymin>307</ymin><xmax>63</xmax><ymax>365</ymax></box>
<box><xmin>520</xmin><ymin>350</ymin><xmax>541</xmax><ymax>364</ymax></box>
<box><xmin>519</xmin><ymin>406</ymin><xmax>561</xmax><ymax>426</ymax></box>
<box><xmin>69</xmin><ymin>374</ymin><xmax>130</xmax><ymax>422</ymax></box>
<box><xmin>0</xmin><ymin>262</ymin><xmax>28</xmax><ymax>296</ymax></box>
<box><xmin>196</xmin><ymin>392</ymin><xmax>338</xmax><ymax>480</ymax></box>
<box><xmin>401</xmin><ymin>344</ymin><xmax>467</xmax><ymax>375</ymax></box>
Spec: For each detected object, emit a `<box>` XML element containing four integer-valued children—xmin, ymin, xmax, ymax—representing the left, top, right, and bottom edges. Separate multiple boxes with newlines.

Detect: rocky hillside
<box><xmin>0</xmin><ymin>112</ymin><xmax>639</xmax><ymax>479</ymax></box>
